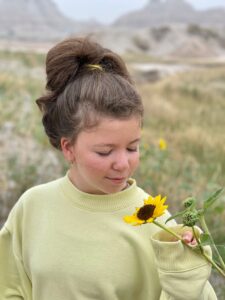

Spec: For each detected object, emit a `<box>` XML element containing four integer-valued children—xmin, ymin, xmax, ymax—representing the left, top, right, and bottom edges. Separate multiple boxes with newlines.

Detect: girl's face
<box><xmin>62</xmin><ymin>116</ymin><xmax>141</xmax><ymax>195</ymax></box>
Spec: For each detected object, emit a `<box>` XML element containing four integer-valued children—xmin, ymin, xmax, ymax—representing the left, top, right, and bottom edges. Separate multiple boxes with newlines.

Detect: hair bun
<box><xmin>45</xmin><ymin>38</ymin><xmax>103</xmax><ymax>94</ymax></box>
<box><xmin>45</xmin><ymin>37</ymin><xmax>132</xmax><ymax>95</ymax></box>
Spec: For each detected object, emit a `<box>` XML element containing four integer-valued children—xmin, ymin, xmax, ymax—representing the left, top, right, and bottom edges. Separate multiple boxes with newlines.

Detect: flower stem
<box><xmin>199</xmin><ymin>215</ymin><xmax>225</xmax><ymax>271</ymax></box>
<box><xmin>199</xmin><ymin>250</ymin><xmax>225</xmax><ymax>278</ymax></box>
<box><xmin>191</xmin><ymin>227</ymin><xmax>225</xmax><ymax>277</ymax></box>
<box><xmin>192</xmin><ymin>226</ymin><xmax>204</xmax><ymax>254</ymax></box>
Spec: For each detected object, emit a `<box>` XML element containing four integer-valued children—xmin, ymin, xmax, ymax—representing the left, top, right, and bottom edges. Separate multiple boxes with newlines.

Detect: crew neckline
<box><xmin>59</xmin><ymin>172</ymin><xmax>140</xmax><ymax>212</ymax></box>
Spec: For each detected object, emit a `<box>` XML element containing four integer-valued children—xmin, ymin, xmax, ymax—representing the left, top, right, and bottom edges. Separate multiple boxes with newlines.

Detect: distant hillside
<box><xmin>114</xmin><ymin>0</ymin><xmax>225</xmax><ymax>28</ymax></box>
<box><xmin>93</xmin><ymin>24</ymin><xmax>225</xmax><ymax>59</ymax></box>
<box><xmin>0</xmin><ymin>0</ymin><xmax>102</xmax><ymax>41</ymax></box>
<box><xmin>91</xmin><ymin>0</ymin><xmax>225</xmax><ymax>59</ymax></box>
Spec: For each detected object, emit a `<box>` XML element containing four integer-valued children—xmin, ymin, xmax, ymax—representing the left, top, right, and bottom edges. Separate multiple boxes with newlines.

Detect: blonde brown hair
<box><xmin>36</xmin><ymin>37</ymin><xmax>143</xmax><ymax>150</ymax></box>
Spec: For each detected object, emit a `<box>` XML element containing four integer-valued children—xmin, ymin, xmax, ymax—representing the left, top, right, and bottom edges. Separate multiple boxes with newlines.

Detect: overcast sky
<box><xmin>53</xmin><ymin>0</ymin><xmax>225</xmax><ymax>24</ymax></box>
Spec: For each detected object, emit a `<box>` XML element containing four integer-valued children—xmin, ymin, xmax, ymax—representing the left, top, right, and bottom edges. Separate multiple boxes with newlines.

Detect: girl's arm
<box><xmin>0</xmin><ymin>226</ymin><xmax>25</xmax><ymax>299</ymax></box>
<box><xmin>0</xmin><ymin>198</ymin><xmax>32</xmax><ymax>300</ymax></box>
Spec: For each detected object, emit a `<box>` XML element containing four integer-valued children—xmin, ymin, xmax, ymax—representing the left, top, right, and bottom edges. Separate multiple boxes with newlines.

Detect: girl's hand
<box><xmin>182</xmin><ymin>231</ymin><xmax>197</xmax><ymax>246</ymax></box>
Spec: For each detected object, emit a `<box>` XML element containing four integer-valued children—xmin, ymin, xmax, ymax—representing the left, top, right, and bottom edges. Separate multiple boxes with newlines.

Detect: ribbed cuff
<box><xmin>150</xmin><ymin>225</ymin><xmax>212</xmax><ymax>272</ymax></box>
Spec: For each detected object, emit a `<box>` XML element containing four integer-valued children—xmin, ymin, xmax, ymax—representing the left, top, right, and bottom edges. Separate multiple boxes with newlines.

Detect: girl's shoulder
<box><xmin>4</xmin><ymin>176</ymin><xmax>66</xmax><ymax>230</ymax></box>
<box><xmin>18</xmin><ymin>176</ymin><xmax>65</xmax><ymax>204</ymax></box>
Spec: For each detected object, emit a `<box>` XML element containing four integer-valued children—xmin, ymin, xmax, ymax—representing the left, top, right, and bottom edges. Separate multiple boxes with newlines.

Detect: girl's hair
<box><xmin>36</xmin><ymin>37</ymin><xmax>143</xmax><ymax>150</ymax></box>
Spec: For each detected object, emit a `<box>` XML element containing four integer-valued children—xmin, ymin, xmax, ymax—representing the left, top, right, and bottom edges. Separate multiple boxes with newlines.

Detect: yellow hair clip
<box><xmin>86</xmin><ymin>64</ymin><xmax>103</xmax><ymax>71</ymax></box>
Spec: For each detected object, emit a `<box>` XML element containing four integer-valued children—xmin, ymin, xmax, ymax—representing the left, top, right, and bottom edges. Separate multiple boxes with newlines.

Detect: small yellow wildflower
<box><xmin>123</xmin><ymin>195</ymin><xmax>168</xmax><ymax>226</ymax></box>
<box><xmin>159</xmin><ymin>138</ymin><xmax>167</xmax><ymax>150</ymax></box>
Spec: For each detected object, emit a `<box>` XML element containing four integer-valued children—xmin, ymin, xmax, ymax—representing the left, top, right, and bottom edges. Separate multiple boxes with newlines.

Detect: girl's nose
<box><xmin>112</xmin><ymin>153</ymin><xmax>129</xmax><ymax>171</ymax></box>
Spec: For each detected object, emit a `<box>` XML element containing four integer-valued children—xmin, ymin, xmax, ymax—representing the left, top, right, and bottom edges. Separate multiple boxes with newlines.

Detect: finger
<box><xmin>182</xmin><ymin>231</ymin><xmax>193</xmax><ymax>243</ymax></box>
<box><xmin>190</xmin><ymin>238</ymin><xmax>197</xmax><ymax>246</ymax></box>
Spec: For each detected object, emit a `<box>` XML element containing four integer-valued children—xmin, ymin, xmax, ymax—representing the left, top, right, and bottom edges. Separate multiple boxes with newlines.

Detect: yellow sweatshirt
<box><xmin>0</xmin><ymin>174</ymin><xmax>217</xmax><ymax>299</ymax></box>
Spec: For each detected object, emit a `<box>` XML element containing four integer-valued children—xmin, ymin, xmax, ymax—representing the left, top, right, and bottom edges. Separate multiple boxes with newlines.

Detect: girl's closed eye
<box><xmin>95</xmin><ymin>147</ymin><xmax>138</xmax><ymax>156</ymax></box>
<box><xmin>95</xmin><ymin>150</ymin><xmax>112</xmax><ymax>156</ymax></box>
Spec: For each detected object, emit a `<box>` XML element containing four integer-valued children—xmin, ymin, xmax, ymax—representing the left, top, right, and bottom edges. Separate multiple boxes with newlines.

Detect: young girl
<box><xmin>0</xmin><ymin>37</ymin><xmax>217</xmax><ymax>299</ymax></box>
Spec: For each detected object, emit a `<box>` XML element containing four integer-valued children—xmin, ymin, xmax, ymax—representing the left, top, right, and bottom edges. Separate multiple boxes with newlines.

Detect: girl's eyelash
<box><xmin>127</xmin><ymin>148</ymin><xmax>138</xmax><ymax>152</ymax></box>
<box><xmin>96</xmin><ymin>148</ymin><xmax>138</xmax><ymax>156</ymax></box>
<box><xmin>96</xmin><ymin>151</ymin><xmax>111</xmax><ymax>156</ymax></box>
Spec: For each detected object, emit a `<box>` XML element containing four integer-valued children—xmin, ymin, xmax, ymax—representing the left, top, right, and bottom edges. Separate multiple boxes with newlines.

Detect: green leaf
<box><xmin>199</xmin><ymin>233</ymin><xmax>212</xmax><ymax>246</ymax></box>
<box><xmin>203</xmin><ymin>188</ymin><xmax>224</xmax><ymax>210</ymax></box>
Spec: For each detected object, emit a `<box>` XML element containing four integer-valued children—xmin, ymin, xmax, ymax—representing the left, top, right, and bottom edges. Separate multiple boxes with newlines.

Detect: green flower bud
<box><xmin>183</xmin><ymin>197</ymin><xmax>196</xmax><ymax>209</ymax></box>
<box><xmin>182</xmin><ymin>210</ymin><xmax>199</xmax><ymax>227</ymax></box>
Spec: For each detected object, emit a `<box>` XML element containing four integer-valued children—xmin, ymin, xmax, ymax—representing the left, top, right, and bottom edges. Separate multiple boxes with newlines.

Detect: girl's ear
<box><xmin>60</xmin><ymin>137</ymin><xmax>75</xmax><ymax>163</ymax></box>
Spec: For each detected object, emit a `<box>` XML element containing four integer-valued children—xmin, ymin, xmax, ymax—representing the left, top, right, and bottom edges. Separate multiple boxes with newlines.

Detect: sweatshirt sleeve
<box><xmin>0</xmin><ymin>197</ymin><xmax>32</xmax><ymax>300</ymax></box>
<box><xmin>150</xmin><ymin>225</ymin><xmax>217</xmax><ymax>300</ymax></box>
<box><xmin>0</xmin><ymin>225</ymin><xmax>24</xmax><ymax>299</ymax></box>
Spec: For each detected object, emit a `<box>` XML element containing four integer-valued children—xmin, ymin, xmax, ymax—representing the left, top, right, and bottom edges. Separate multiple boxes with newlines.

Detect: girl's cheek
<box><xmin>133</xmin><ymin>153</ymin><xmax>140</xmax><ymax>166</ymax></box>
<box><xmin>85</xmin><ymin>156</ymin><xmax>110</xmax><ymax>170</ymax></box>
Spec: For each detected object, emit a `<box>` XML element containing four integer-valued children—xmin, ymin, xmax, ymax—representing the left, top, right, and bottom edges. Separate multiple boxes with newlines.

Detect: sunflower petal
<box><xmin>144</xmin><ymin>195</ymin><xmax>154</xmax><ymax>205</ymax></box>
<box><xmin>161</xmin><ymin>196</ymin><xmax>167</xmax><ymax>204</ymax></box>
<box><xmin>155</xmin><ymin>194</ymin><xmax>162</xmax><ymax>202</ymax></box>
<box><xmin>123</xmin><ymin>215</ymin><xmax>136</xmax><ymax>224</ymax></box>
<box><xmin>146</xmin><ymin>218</ymin><xmax>154</xmax><ymax>223</ymax></box>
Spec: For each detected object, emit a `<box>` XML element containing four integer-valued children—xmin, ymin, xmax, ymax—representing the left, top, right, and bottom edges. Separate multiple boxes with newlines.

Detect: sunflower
<box><xmin>123</xmin><ymin>195</ymin><xmax>168</xmax><ymax>226</ymax></box>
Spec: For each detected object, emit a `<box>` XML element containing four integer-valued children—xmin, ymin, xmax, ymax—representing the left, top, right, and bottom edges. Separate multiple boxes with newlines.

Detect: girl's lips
<box><xmin>109</xmin><ymin>177</ymin><xmax>125</xmax><ymax>180</ymax></box>
<box><xmin>106</xmin><ymin>177</ymin><xmax>126</xmax><ymax>184</ymax></box>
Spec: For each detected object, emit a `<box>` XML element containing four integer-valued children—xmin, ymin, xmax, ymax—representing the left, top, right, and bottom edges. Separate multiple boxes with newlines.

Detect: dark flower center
<box><xmin>137</xmin><ymin>204</ymin><xmax>156</xmax><ymax>221</ymax></box>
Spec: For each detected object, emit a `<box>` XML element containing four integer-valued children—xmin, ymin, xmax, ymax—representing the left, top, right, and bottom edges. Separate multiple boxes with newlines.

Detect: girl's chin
<box><xmin>102</xmin><ymin>180</ymin><xmax>128</xmax><ymax>194</ymax></box>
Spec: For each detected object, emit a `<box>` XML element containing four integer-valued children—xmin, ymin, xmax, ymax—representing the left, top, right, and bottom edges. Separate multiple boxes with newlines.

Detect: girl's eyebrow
<box><xmin>93</xmin><ymin>138</ymin><xmax>141</xmax><ymax>147</ymax></box>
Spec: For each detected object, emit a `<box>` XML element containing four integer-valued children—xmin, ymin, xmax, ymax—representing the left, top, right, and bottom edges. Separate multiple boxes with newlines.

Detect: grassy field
<box><xmin>136</xmin><ymin>64</ymin><xmax>225</xmax><ymax>200</ymax></box>
<box><xmin>0</xmin><ymin>49</ymin><xmax>225</xmax><ymax>297</ymax></box>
